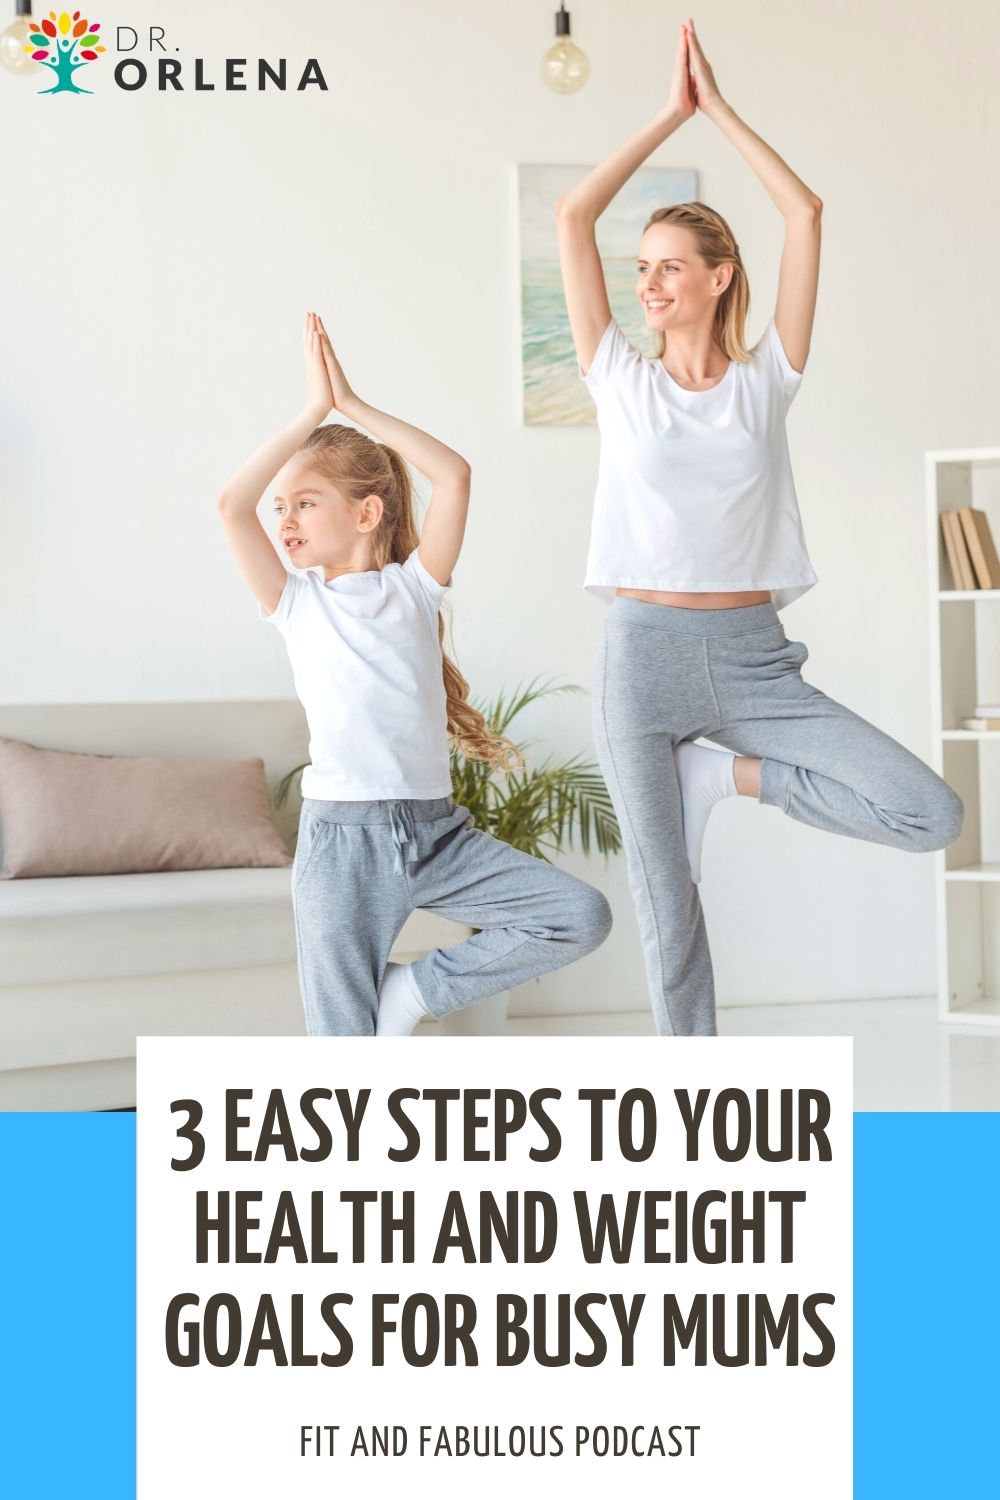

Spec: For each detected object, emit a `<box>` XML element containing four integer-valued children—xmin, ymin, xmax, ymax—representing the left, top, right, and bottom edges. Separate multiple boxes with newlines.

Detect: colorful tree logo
<box><xmin>25</xmin><ymin>11</ymin><xmax>105</xmax><ymax>94</ymax></box>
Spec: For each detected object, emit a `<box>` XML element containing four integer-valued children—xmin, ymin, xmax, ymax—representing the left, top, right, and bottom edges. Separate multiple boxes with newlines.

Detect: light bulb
<box><xmin>0</xmin><ymin>2</ymin><xmax>42</xmax><ymax>76</ymax></box>
<box><xmin>541</xmin><ymin>4</ymin><xmax>589</xmax><ymax>95</ymax></box>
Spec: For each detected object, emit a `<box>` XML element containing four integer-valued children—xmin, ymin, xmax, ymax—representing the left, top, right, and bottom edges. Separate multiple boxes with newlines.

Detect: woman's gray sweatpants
<box><xmin>593</xmin><ymin>597</ymin><xmax>965</xmax><ymax>1038</ymax></box>
<box><xmin>292</xmin><ymin>796</ymin><xmax>613</xmax><ymax>1036</ymax></box>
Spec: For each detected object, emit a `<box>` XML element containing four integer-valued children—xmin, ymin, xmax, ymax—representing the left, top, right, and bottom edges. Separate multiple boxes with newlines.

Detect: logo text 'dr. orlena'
<box><xmin>114</xmin><ymin>27</ymin><xmax>327</xmax><ymax>92</ymax></box>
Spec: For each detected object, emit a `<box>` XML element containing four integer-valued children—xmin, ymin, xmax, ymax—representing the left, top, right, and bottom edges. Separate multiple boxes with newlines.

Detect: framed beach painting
<box><xmin>518</xmin><ymin>163</ymin><xmax>698</xmax><ymax>426</ymax></box>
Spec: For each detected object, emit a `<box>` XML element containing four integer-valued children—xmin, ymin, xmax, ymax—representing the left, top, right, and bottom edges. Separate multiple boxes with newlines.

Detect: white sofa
<box><xmin>0</xmin><ymin>701</ymin><xmax>484</xmax><ymax>1112</ymax></box>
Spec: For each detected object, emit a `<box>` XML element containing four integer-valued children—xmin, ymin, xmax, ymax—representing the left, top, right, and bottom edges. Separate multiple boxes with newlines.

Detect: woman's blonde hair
<box><xmin>642</xmin><ymin>201</ymin><xmax>750</xmax><ymax>363</ymax></box>
<box><xmin>299</xmin><ymin>424</ymin><xmax>519</xmax><ymax>772</ymax></box>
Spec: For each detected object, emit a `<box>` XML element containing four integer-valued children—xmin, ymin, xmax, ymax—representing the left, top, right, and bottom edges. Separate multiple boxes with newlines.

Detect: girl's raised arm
<box><xmin>684</xmin><ymin>17</ymin><xmax>822</xmax><ymax>371</ymax></box>
<box><xmin>555</xmin><ymin>23</ymin><xmax>696</xmax><ymax>374</ymax></box>
<box><xmin>316</xmin><ymin>316</ymin><xmax>470</xmax><ymax>589</ymax></box>
<box><xmin>217</xmin><ymin>313</ymin><xmax>333</xmax><ymax>614</ymax></box>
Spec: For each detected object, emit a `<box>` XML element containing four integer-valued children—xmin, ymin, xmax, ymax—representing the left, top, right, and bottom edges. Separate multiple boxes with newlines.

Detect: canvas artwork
<box><xmin>518</xmin><ymin>163</ymin><xmax>698</xmax><ymax>426</ymax></box>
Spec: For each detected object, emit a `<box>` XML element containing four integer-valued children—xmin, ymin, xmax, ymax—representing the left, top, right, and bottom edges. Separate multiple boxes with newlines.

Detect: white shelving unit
<box><xmin>927</xmin><ymin>447</ymin><xmax>1000</xmax><ymax>1026</ymax></box>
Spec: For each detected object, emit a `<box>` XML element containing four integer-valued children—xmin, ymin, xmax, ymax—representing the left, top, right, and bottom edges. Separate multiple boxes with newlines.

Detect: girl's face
<box><xmin>635</xmin><ymin>222</ymin><xmax>729</xmax><ymax>333</ymax></box>
<box><xmin>271</xmin><ymin>453</ymin><xmax>381</xmax><ymax>571</ymax></box>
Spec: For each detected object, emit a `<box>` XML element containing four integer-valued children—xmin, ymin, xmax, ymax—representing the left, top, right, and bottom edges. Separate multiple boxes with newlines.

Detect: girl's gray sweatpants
<box><xmin>593</xmin><ymin>597</ymin><xmax>965</xmax><ymax>1039</ymax></box>
<box><xmin>292</xmin><ymin>797</ymin><xmax>613</xmax><ymax>1036</ymax></box>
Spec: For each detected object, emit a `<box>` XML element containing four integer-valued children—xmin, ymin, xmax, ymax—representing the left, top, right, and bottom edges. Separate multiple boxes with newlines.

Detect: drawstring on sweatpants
<box><xmin>389</xmin><ymin>801</ymin><xmax>417</xmax><ymax>874</ymax></box>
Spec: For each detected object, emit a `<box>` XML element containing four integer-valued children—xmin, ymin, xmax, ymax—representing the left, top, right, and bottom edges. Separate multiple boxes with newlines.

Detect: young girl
<box><xmin>555</xmin><ymin>19</ymin><xmax>963</xmax><ymax>1038</ymax></box>
<box><xmin>217</xmin><ymin>312</ymin><xmax>611</xmax><ymax>1037</ymax></box>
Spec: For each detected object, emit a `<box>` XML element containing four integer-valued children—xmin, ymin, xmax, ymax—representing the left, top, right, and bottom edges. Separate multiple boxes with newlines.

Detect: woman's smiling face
<box><xmin>636</xmin><ymin>221</ymin><xmax>728</xmax><ymax>331</ymax></box>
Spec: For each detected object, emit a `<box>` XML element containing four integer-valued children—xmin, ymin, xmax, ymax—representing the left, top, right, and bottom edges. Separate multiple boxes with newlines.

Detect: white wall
<box><xmin>3</xmin><ymin>0</ymin><xmax>998</xmax><ymax>1015</ymax></box>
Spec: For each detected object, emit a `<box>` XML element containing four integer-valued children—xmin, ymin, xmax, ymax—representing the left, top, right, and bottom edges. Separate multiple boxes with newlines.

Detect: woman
<box><xmin>555</xmin><ymin>18</ymin><xmax>962</xmax><ymax>1037</ymax></box>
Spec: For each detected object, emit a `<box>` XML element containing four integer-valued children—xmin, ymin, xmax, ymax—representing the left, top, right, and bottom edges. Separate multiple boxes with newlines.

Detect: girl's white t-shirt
<box><xmin>580</xmin><ymin>316</ymin><xmax>818</xmax><ymax>611</ymax></box>
<box><xmin>260</xmin><ymin>547</ymin><xmax>452</xmax><ymax>800</ymax></box>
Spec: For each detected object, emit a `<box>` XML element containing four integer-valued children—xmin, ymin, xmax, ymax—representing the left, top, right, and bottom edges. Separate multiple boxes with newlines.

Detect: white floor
<box><xmin>491</xmin><ymin>995</ymin><xmax>1000</xmax><ymax>1112</ymax></box>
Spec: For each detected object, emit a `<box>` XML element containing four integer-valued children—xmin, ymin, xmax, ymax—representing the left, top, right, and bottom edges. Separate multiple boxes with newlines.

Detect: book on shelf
<box><xmin>940</xmin><ymin>509</ymin><xmax>977</xmax><ymax>589</ymax></box>
<box><xmin>974</xmin><ymin>703</ymin><xmax>1000</xmax><ymax>715</ymax></box>
<box><xmin>939</xmin><ymin>506</ymin><xmax>1000</xmax><ymax>590</ymax></box>
<box><xmin>960</xmin><ymin>717</ymin><xmax>1000</xmax><ymax>731</ymax></box>
<box><xmin>957</xmin><ymin>506</ymin><xmax>1000</xmax><ymax>589</ymax></box>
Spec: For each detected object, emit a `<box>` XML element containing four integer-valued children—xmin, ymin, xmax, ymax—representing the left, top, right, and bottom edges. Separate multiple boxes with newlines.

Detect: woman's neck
<box><xmin>660</xmin><ymin>328</ymin><xmax>728</xmax><ymax>385</ymax></box>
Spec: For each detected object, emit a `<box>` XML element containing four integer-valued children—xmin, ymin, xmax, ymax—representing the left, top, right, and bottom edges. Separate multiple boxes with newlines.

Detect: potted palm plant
<box><xmin>275</xmin><ymin>678</ymin><xmax>620</xmax><ymax>1033</ymax></box>
<box><xmin>446</xmin><ymin>678</ymin><xmax>620</xmax><ymax>858</ymax></box>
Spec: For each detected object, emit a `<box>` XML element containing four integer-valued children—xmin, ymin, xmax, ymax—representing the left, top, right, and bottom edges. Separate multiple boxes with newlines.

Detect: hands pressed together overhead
<box><xmin>303</xmin><ymin>310</ymin><xmax>356</xmax><ymax>423</ymax></box>
<box><xmin>667</xmin><ymin>16</ymin><xmax>724</xmax><ymax>121</ymax></box>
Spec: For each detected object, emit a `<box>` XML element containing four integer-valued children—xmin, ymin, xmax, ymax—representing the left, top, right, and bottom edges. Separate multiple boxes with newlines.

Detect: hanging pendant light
<box><xmin>0</xmin><ymin>0</ymin><xmax>42</xmax><ymax>75</ymax></box>
<box><xmin>541</xmin><ymin>3</ymin><xmax>589</xmax><ymax>94</ymax></box>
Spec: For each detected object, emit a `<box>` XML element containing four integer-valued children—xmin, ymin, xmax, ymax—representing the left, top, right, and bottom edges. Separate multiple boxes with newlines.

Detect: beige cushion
<box><xmin>0</xmin><ymin>738</ymin><xmax>292</xmax><ymax>878</ymax></box>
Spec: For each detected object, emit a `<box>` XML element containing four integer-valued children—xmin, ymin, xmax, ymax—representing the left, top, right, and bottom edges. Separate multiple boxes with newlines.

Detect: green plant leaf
<box><xmin>274</xmin><ymin>763</ymin><xmax>308</xmax><ymax>809</ymax></box>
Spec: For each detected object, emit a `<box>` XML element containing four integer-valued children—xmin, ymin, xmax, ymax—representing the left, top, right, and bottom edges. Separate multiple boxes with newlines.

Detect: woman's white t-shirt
<box><xmin>580</xmin><ymin>316</ymin><xmax>817</xmax><ymax>612</ymax></box>
<box><xmin>260</xmin><ymin>547</ymin><xmax>452</xmax><ymax>800</ymax></box>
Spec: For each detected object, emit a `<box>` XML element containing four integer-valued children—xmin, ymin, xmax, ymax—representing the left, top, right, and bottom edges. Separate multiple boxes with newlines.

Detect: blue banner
<box><xmin>2</xmin><ymin>1112</ymin><xmax>997</xmax><ymax>1497</ymax></box>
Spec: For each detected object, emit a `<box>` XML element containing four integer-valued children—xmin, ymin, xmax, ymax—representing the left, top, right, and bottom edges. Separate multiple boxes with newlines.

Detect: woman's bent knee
<box><xmin>931</xmin><ymin>784</ymin><xmax>964</xmax><ymax>850</ymax></box>
<box><xmin>907</xmin><ymin>780</ymin><xmax>964</xmax><ymax>852</ymax></box>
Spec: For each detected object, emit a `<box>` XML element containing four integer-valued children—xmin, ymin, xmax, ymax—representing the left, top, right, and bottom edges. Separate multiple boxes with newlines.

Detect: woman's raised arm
<box><xmin>685</xmin><ymin>17</ymin><xmax>822</xmax><ymax>371</ymax></box>
<box><xmin>555</xmin><ymin>23</ymin><xmax>696</xmax><ymax>374</ymax></box>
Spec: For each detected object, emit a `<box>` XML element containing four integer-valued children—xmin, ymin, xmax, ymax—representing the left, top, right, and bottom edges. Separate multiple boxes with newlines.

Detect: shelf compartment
<box><xmin>942</xmin><ymin>997</ymin><xmax>1000</xmax><ymax>1026</ymax></box>
<box><xmin>941</xmin><ymin>739</ymin><xmax>986</xmax><ymax>873</ymax></box>
<box><xmin>940</xmin><ymin>881</ymin><xmax>1000</xmax><ymax>1023</ymax></box>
